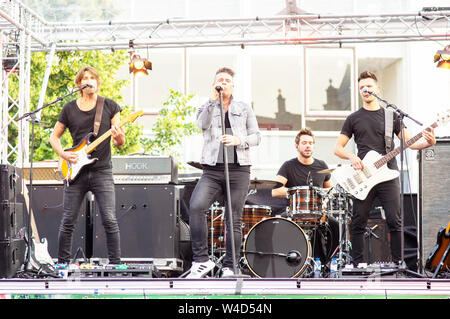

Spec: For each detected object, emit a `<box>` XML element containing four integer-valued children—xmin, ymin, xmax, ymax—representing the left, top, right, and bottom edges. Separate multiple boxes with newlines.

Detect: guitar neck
<box><xmin>85</xmin><ymin>131</ymin><xmax>112</xmax><ymax>154</ymax></box>
<box><xmin>374</xmin><ymin>122</ymin><xmax>437</xmax><ymax>168</ymax></box>
<box><xmin>85</xmin><ymin>118</ymin><xmax>129</xmax><ymax>154</ymax></box>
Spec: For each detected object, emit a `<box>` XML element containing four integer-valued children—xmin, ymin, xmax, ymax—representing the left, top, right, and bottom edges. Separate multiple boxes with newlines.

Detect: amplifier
<box><xmin>419</xmin><ymin>138</ymin><xmax>450</xmax><ymax>272</ymax></box>
<box><xmin>22</xmin><ymin>156</ymin><xmax>179</xmax><ymax>185</ymax></box>
<box><xmin>112</xmin><ymin>155</ymin><xmax>178</xmax><ymax>184</ymax></box>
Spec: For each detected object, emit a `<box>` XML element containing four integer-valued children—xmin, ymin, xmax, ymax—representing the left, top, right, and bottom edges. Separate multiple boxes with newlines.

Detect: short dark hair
<box><xmin>295</xmin><ymin>127</ymin><xmax>315</xmax><ymax>145</ymax></box>
<box><xmin>358</xmin><ymin>71</ymin><xmax>378</xmax><ymax>83</ymax></box>
<box><xmin>215</xmin><ymin>67</ymin><xmax>235</xmax><ymax>78</ymax></box>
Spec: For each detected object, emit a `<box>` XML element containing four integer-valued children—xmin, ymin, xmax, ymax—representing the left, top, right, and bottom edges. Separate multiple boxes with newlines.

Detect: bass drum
<box><xmin>243</xmin><ymin>217</ymin><xmax>311</xmax><ymax>278</ymax></box>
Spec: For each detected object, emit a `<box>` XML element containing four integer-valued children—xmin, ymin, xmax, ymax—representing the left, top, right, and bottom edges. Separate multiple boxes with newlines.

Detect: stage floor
<box><xmin>1</xmin><ymin>276</ymin><xmax>449</xmax><ymax>299</ymax></box>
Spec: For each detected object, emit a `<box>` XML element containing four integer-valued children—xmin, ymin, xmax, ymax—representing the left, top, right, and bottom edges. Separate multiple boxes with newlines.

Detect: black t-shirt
<box><xmin>340</xmin><ymin>107</ymin><xmax>401</xmax><ymax>170</ymax></box>
<box><xmin>277</xmin><ymin>158</ymin><xmax>331</xmax><ymax>188</ymax></box>
<box><xmin>205</xmin><ymin>111</ymin><xmax>250</xmax><ymax>173</ymax></box>
<box><xmin>58</xmin><ymin>97</ymin><xmax>122</xmax><ymax>170</ymax></box>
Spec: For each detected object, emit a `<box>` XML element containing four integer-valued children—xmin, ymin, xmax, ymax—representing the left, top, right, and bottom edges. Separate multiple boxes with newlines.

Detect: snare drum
<box><xmin>326</xmin><ymin>191</ymin><xmax>353</xmax><ymax>218</ymax></box>
<box><xmin>287</xmin><ymin>186</ymin><xmax>323</xmax><ymax>222</ymax></box>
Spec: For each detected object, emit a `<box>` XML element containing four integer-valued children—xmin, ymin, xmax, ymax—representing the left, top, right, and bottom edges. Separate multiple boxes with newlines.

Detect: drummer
<box><xmin>272</xmin><ymin>127</ymin><xmax>332</xmax><ymax>199</ymax></box>
<box><xmin>272</xmin><ymin>127</ymin><xmax>338</xmax><ymax>268</ymax></box>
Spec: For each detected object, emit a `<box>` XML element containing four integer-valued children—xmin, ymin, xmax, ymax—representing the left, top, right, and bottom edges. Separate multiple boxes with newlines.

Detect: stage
<box><xmin>1</xmin><ymin>274</ymin><xmax>449</xmax><ymax>300</ymax></box>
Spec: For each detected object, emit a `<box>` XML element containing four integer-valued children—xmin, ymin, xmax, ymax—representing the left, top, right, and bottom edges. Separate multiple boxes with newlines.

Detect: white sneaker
<box><xmin>186</xmin><ymin>260</ymin><xmax>215</xmax><ymax>279</ymax></box>
<box><xmin>221</xmin><ymin>267</ymin><xmax>234</xmax><ymax>278</ymax></box>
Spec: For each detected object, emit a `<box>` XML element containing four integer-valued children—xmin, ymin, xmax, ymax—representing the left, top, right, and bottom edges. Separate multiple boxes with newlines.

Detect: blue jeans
<box><xmin>57</xmin><ymin>167</ymin><xmax>121</xmax><ymax>263</ymax></box>
<box><xmin>189</xmin><ymin>168</ymin><xmax>250</xmax><ymax>268</ymax></box>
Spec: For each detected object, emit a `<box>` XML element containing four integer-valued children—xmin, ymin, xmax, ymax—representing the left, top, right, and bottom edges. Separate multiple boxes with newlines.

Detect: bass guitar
<box><xmin>58</xmin><ymin>110</ymin><xmax>143</xmax><ymax>183</ymax></box>
<box><xmin>332</xmin><ymin>110</ymin><xmax>449</xmax><ymax>200</ymax></box>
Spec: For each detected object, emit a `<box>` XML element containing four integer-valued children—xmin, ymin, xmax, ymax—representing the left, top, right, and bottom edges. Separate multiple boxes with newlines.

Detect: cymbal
<box><xmin>249</xmin><ymin>178</ymin><xmax>283</xmax><ymax>189</ymax></box>
<box><xmin>317</xmin><ymin>168</ymin><xmax>335</xmax><ymax>174</ymax></box>
<box><xmin>187</xmin><ymin>161</ymin><xmax>203</xmax><ymax>170</ymax></box>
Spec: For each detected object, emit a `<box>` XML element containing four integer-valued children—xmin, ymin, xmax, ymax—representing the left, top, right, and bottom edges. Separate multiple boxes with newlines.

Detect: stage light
<box><xmin>433</xmin><ymin>45</ymin><xmax>450</xmax><ymax>69</ymax></box>
<box><xmin>129</xmin><ymin>54</ymin><xmax>152</xmax><ymax>77</ymax></box>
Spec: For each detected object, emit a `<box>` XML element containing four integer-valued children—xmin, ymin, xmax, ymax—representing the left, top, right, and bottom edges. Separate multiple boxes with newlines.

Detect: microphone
<box><xmin>286</xmin><ymin>250</ymin><xmax>302</xmax><ymax>265</ymax></box>
<box><xmin>362</xmin><ymin>86</ymin><xmax>372</xmax><ymax>94</ymax></box>
<box><xmin>81</xmin><ymin>83</ymin><xmax>94</xmax><ymax>89</ymax></box>
<box><xmin>306</xmin><ymin>171</ymin><xmax>313</xmax><ymax>188</ymax></box>
<box><xmin>215</xmin><ymin>86</ymin><xmax>223</xmax><ymax>92</ymax></box>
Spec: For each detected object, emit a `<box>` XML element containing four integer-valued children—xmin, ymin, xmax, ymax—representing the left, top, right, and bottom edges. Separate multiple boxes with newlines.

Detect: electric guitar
<box><xmin>332</xmin><ymin>110</ymin><xmax>450</xmax><ymax>200</ymax></box>
<box><xmin>425</xmin><ymin>221</ymin><xmax>450</xmax><ymax>273</ymax></box>
<box><xmin>58</xmin><ymin>110</ymin><xmax>144</xmax><ymax>183</ymax></box>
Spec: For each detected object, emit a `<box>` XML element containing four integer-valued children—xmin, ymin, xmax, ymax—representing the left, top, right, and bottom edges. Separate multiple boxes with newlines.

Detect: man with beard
<box><xmin>272</xmin><ymin>128</ymin><xmax>337</xmax><ymax>269</ymax></box>
<box><xmin>272</xmin><ymin>127</ymin><xmax>331</xmax><ymax>196</ymax></box>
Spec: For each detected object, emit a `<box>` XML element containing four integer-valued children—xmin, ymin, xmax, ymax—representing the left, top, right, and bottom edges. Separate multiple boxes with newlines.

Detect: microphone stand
<box><xmin>368</xmin><ymin>91</ymin><xmax>423</xmax><ymax>278</ymax></box>
<box><xmin>16</xmin><ymin>85</ymin><xmax>89</xmax><ymax>272</ymax></box>
<box><xmin>216</xmin><ymin>87</ymin><xmax>246</xmax><ymax>278</ymax></box>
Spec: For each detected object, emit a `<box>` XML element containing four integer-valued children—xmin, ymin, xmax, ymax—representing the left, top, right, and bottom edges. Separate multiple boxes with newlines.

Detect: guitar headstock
<box><xmin>437</xmin><ymin>109</ymin><xmax>450</xmax><ymax>127</ymax></box>
<box><xmin>128</xmin><ymin>110</ymin><xmax>144</xmax><ymax>123</ymax></box>
<box><xmin>120</xmin><ymin>110</ymin><xmax>144</xmax><ymax>126</ymax></box>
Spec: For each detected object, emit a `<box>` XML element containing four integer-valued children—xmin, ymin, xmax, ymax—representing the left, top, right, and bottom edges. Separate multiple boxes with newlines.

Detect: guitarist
<box><xmin>49</xmin><ymin>66</ymin><xmax>125</xmax><ymax>265</ymax></box>
<box><xmin>333</xmin><ymin>71</ymin><xmax>436</xmax><ymax>266</ymax></box>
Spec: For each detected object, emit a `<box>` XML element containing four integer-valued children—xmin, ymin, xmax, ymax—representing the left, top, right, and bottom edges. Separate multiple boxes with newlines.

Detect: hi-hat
<box><xmin>249</xmin><ymin>178</ymin><xmax>283</xmax><ymax>189</ymax></box>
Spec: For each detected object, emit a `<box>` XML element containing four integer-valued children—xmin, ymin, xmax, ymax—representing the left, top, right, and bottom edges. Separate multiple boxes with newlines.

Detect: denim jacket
<box><xmin>197</xmin><ymin>97</ymin><xmax>261</xmax><ymax>166</ymax></box>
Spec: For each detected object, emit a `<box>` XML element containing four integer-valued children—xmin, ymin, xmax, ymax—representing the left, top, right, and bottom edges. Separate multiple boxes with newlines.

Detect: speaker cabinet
<box><xmin>362</xmin><ymin>218</ymin><xmax>391</xmax><ymax>264</ymax></box>
<box><xmin>27</xmin><ymin>184</ymin><xmax>181</xmax><ymax>261</ymax></box>
<box><xmin>93</xmin><ymin>184</ymin><xmax>180</xmax><ymax>259</ymax></box>
<box><xmin>0</xmin><ymin>165</ymin><xmax>25</xmax><ymax>278</ymax></box>
<box><xmin>419</xmin><ymin>138</ymin><xmax>450</xmax><ymax>271</ymax></box>
<box><xmin>0</xmin><ymin>165</ymin><xmax>24</xmax><ymax>241</ymax></box>
<box><xmin>26</xmin><ymin>185</ymin><xmax>87</xmax><ymax>259</ymax></box>
<box><xmin>0</xmin><ymin>238</ymin><xmax>26</xmax><ymax>278</ymax></box>
<box><xmin>0</xmin><ymin>164</ymin><xmax>22</xmax><ymax>203</ymax></box>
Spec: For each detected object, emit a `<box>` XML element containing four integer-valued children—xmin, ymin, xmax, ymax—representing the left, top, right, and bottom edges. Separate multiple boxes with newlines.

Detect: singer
<box><xmin>333</xmin><ymin>71</ymin><xmax>436</xmax><ymax>266</ymax></box>
<box><xmin>49</xmin><ymin>66</ymin><xmax>125</xmax><ymax>265</ymax></box>
<box><xmin>187</xmin><ymin>67</ymin><xmax>261</xmax><ymax>278</ymax></box>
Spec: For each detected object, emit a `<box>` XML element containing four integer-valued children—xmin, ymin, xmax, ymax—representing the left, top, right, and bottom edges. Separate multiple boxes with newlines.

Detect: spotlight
<box><xmin>129</xmin><ymin>53</ymin><xmax>152</xmax><ymax>77</ymax></box>
<box><xmin>3</xmin><ymin>44</ymin><xmax>19</xmax><ymax>72</ymax></box>
<box><xmin>433</xmin><ymin>45</ymin><xmax>450</xmax><ymax>69</ymax></box>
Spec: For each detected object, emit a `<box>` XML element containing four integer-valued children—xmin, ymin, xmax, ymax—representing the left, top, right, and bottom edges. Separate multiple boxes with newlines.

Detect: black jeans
<box><xmin>57</xmin><ymin>167</ymin><xmax>121</xmax><ymax>263</ymax></box>
<box><xmin>350</xmin><ymin>178</ymin><xmax>402</xmax><ymax>265</ymax></box>
<box><xmin>189</xmin><ymin>168</ymin><xmax>250</xmax><ymax>268</ymax></box>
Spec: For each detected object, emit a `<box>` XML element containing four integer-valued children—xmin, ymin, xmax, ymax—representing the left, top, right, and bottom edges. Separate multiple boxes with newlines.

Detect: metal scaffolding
<box><xmin>1</xmin><ymin>0</ymin><xmax>450</xmax><ymax>163</ymax></box>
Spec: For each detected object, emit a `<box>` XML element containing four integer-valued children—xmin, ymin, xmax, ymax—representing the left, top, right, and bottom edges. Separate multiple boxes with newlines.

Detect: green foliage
<box><xmin>7</xmin><ymin>51</ymin><xmax>199</xmax><ymax>166</ymax></box>
<box><xmin>8</xmin><ymin>49</ymin><xmax>142</xmax><ymax>162</ymax></box>
<box><xmin>140</xmin><ymin>89</ymin><xmax>200</xmax><ymax>163</ymax></box>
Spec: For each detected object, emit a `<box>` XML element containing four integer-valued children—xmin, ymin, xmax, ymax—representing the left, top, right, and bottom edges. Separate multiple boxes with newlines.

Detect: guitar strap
<box><xmin>384</xmin><ymin>107</ymin><xmax>394</xmax><ymax>153</ymax></box>
<box><xmin>93</xmin><ymin>96</ymin><xmax>105</xmax><ymax>137</ymax></box>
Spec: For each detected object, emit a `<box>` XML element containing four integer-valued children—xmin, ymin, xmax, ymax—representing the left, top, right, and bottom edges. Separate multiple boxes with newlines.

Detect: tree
<box><xmin>9</xmin><ymin>49</ymin><xmax>142</xmax><ymax>162</ymax></box>
<box><xmin>140</xmin><ymin>89</ymin><xmax>200</xmax><ymax>165</ymax></box>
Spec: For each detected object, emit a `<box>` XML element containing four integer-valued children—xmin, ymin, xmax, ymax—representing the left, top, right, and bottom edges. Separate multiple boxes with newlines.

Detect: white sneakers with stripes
<box><xmin>186</xmin><ymin>259</ymin><xmax>216</xmax><ymax>279</ymax></box>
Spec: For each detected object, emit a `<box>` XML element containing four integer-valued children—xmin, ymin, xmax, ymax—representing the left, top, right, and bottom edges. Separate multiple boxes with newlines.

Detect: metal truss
<box><xmin>1</xmin><ymin>1</ymin><xmax>450</xmax><ymax>52</ymax></box>
<box><xmin>0</xmin><ymin>28</ymin><xmax>31</xmax><ymax>165</ymax></box>
<box><xmin>46</xmin><ymin>12</ymin><xmax>450</xmax><ymax>52</ymax></box>
<box><xmin>1</xmin><ymin>0</ymin><xmax>450</xmax><ymax>164</ymax></box>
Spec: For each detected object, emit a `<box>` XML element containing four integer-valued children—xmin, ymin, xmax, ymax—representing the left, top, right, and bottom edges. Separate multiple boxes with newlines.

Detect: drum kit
<box><xmin>186</xmin><ymin>162</ymin><xmax>354</xmax><ymax>278</ymax></box>
<box><xmin>205</xmin><ymin>176</ymin><xmax>354</xmax><ymax>279</ymax></box>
